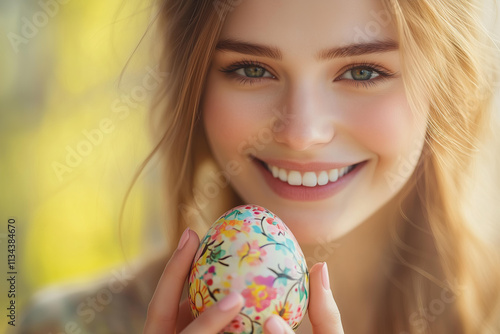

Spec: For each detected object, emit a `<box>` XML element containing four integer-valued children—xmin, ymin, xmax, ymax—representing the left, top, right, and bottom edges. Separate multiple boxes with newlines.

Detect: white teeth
<box><xmin>272</xmin><ymin>166</ymin><xmax>279</xmax><ymax>178</ymax></box>
<box><xmin>288</xmin><ymin>171</ymin><xmax>302</xmax><ymax>186</ymax></box>
<box><xmin>329</xmin><ymin>169</ymin><xmax>339</xmax><ymax>182</ymax></box>
<box><xmin>267</xmin><ymin>163</ymin><xmax>356</xmax><ymax>187</ymax></box>
<box><xmin>278</xmin><ymin>168</ymin><xmax>288</xmax><ymax>182</ymax></box>
<box><xmin>302</xmin><ymin>172</ymin><xmax>317</xmax><ymax>187</ymax></box>
<box><xmin>317</xmin><ymin>171</ymin><xmax>329</xmax><ymax>186</ymax></box>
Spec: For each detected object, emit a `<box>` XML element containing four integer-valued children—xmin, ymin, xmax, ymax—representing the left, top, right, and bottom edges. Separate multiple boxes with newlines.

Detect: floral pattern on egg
<box><xmin>188</xmin><ymin>204</ymin><xmax>309</xmax><ymax>334</ymax></box>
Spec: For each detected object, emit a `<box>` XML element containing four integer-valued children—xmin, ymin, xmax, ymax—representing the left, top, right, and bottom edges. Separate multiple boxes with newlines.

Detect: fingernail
<box><xmin>321</xmin><ymin>262</ymin><xmax>330</xmax><ymax>291</ymax></box>
<box><xmin>218</xmin><ymin>292</ymin><xmax>242</xmax><ymax>311</ymax></box>
<box><xmin>265</xmin><ymin>315</ymin><xmax>285</xmax><ymax>334</ymax></box>
<box><xmin>177</xmin><ymin>228</ymin><xmax>190</xmax><ymax>250</ymax></box>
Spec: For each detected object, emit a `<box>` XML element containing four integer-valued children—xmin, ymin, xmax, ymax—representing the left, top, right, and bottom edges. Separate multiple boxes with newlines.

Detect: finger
<box><xmin>308</xmin><ymin>262</ymin><xmax>344</xmax><ymax>334</ymax></box>
<box><xmin>181</xmin><ymin>291</ymin><xmax>244</xmax><ymax>334</ymax></box>
<box><xmin>143</xmin><ymin>228</ymin><xmax>200</xmax><ymax>334</ymax></box>
<box><xmin>264</xmin><ymin>315</ymin><xmax>295</xmax><ymax>334</ymax></box>
<box><xmin>176</xmin><ymin>299</ymin><xmax>194</xmax><ymax>332</ymax></box>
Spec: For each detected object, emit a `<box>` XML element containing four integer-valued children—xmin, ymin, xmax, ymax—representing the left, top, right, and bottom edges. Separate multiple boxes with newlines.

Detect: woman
<box><xmin>17</xmin><ymin>0</ymin><xmax>500</xmax><ymax>333</ymax></box>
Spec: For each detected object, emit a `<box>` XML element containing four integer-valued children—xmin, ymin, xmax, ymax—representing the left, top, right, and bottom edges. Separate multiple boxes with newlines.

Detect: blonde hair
<box><xmin>139</xmin><ymin>0</ymin><xmax>500</xmax><ymax>332</ymax></box>
<box><xmin>383</xmin><ymin>0</ymin><xmax>500</xmax><ymax>332</ymax></box>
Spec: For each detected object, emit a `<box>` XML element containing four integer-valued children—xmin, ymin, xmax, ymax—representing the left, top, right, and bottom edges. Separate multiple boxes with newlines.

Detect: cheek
<box><xmin>342</xmin><ymin>87</ymin><xmax>425</xmax><ymax>164</ymax></box>
<box><xmin>202</xmin><ymin>78</ymin><xmax>269</xmax><ymax>162</ymax></box>
<box><xmin>341</xmin><ymin>87</ymin><xmax>428</xmax><ymax>195</ymax></box>
<box><xmin>202</xmin><ymin>65</ymin><xmax>288</xmax><ymax>164</ymax></box>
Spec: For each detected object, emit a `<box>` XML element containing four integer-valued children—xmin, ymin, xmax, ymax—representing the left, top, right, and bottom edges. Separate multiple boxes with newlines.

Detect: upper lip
<box><xmin>254</xmin><ymin>157</ymin><xmax>361</xmax><ymax>172</ymax></box>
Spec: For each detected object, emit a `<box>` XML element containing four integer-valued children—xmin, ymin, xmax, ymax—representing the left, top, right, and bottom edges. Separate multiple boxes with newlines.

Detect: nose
<box><xmin>273</xmin><ymin>81</ymin><xmax>335</xmax><ymax>151</ymax></box>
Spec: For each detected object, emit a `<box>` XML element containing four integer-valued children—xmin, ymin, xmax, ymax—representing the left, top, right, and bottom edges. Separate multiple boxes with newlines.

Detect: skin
<box><xmin>203</xmin><ymin>0</ymin><xmax>427</xmax><ymax>245</ymax></box>
<box><xmin>145</xmin><ymin>0</ymin><xmax>430</xmax><ymax>332</ymax></box>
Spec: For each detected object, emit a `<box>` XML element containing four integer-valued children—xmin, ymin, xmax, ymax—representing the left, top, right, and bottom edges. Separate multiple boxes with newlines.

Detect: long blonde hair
<box><xmin>141</xmin><ymin>0</ymin><xmax>500</xmax><ymax>332</ymax></box>
<box><xmin>383</xmin><ymin>0</ymin><xmax>500</xmax><ymax>332</ymax></box>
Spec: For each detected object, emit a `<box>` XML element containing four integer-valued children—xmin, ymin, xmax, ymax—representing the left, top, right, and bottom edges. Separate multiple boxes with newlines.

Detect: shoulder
<box><xmin>14</xmin><ymin>254</ymin><xmax>169</xmax><ymax>334</ymax></box>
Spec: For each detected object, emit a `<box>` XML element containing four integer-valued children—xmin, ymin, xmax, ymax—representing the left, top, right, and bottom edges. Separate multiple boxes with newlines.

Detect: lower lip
<box><xmin>255</xmin><ymin>160</ymin><xmax>367</xmax><ymax>201</ymax></box>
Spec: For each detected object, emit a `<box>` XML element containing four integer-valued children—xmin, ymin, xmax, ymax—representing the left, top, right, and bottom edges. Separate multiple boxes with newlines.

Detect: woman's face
<box><xmin>202</xmin><ymin>0</ymin><xmax>428</xmax><ymax>244</ymax></box>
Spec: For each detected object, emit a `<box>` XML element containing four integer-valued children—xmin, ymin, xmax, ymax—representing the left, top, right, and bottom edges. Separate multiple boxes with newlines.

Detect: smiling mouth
<box><xmin>256</xmin><ymin>159</ymin><xmax>360</xmax><ymax>187</ymax></box>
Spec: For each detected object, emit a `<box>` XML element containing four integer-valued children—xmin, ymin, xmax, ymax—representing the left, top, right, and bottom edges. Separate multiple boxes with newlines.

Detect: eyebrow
<box><xmin>215</xmin><ymin>38</ymin><xmax>399</xmax><ymax>61</ymax></box>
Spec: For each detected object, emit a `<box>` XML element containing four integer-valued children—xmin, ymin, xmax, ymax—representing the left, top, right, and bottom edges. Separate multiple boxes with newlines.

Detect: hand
<box><xmin>263</xmin><ymin>262</ymin><xmax>345</xmax><ymax>334</ymax></box>
<box><xmin>143</xmin><ymin>228</ymin><xmax>344</xmax><ymax>334</ymax></box>
<box><xmin>143</xmin><ymin>228</ymin><xmax>245</xmax><ymax>334</ymax></box>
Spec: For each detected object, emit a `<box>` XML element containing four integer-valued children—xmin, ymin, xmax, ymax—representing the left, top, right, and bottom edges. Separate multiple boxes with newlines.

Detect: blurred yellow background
<box><xmin>1</xmin><ymin>1</ymin><xmax>499</xmax><ymax>333</ymax></box>
<box><xmin>1</xmin><ymin>1</ymin><xmax>164</xmax><ymax>331</ymax></box>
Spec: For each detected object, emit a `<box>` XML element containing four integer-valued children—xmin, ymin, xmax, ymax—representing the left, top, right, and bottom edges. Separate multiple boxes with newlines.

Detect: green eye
<box><xmin>219</xmin><ymin>60</ymin><xmax>275</xmax><ymax>85</ymax></box>
<box><xmin>344</xmin><ymin>67</ymin><xmax>380</xmax><ymax>81</ymax></box>
<box><xmin>235</xmin><ymin>65</ymin><xmax>273</xmax><ymax>78</ymax></box>
<box><xmin>243</xmin><ymin>66</ymin><xmax>266</xmax><ymax>77</ymax></box>
<box><xmin>352</xmin><ymin>68</ymin><xmax>376</xmax><ymax>80</ymax></box>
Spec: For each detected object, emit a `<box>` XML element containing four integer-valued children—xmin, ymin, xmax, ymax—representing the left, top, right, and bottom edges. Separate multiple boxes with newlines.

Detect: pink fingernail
<box><xmin>177</xmin><ymin>228</ymin><xmax>190</xmax><ymax>250</ymax></box>
<box><xmin>218</xmin><ymin>292</ymin><xmax>242</xmax><ymax>311</ymax></box>
<box><xmin>321</xmin><ymin>262</ymin><xmax>330</xmax><ymax>291</ymax></box>
<box><xmin>265</xmin><ymin>316</ymin><xmax>285</xmax><ymax>334</ymax></box>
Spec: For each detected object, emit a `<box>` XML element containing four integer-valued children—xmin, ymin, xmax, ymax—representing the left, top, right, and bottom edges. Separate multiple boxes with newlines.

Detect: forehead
<box><xmin>220</xmin><ymin>0</ymin><xmax>398</xmax><ymax>55</ymax></box>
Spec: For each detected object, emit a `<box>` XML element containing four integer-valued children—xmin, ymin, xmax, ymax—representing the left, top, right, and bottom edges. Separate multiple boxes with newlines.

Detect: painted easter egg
<box><xmin>188</xmin><ymin>204</ymin><xmax>309</xmax><ymax>333</ymax></box>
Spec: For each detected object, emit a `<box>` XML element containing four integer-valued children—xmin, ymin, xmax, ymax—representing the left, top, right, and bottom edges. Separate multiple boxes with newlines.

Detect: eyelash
<box><xmin>219</xmin><ymin>59</ymin><xmax>396</xmax><ymax>88</ymax></box>
<box><xmin>335</xmin><ymin>62</ymin><xmax>395</xmax><ymax>88</ymax></box>
<box><xmin>219</xmin><ymin>60</ymin><xmax>273</xmax><ymax>86</ymax></box>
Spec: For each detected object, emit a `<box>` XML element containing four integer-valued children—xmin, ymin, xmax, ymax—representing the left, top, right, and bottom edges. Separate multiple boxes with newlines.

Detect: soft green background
<box><xmin>0</xmin><ymin>1</ymin><xmax>164</xmax><ymax>331</ymax></box>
